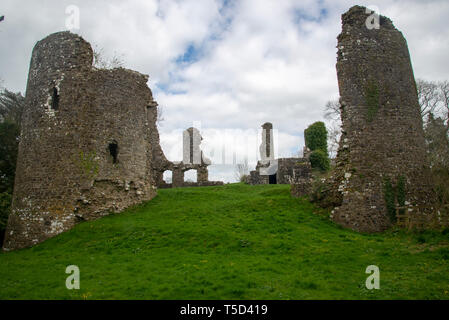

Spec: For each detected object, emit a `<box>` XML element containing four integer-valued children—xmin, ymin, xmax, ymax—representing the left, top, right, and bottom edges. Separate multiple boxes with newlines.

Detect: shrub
<box><xmin>431</xmin><ymin>166</ymin><xmax>449</xmax><ymax>206</ymax></box>
<box><xmin>309</xmin><ymin>150</ymin><xmax>330</xmax><ymax>172</ymax></box>
<box><xmin>0</xmin><ymin>120</ymin><xmax>20</xmax><ymax>193</ymax></box>
<box><xmin>240</xmin><ymin>174</ymin><xmax>249</xmax><ymax>183</ymax></box>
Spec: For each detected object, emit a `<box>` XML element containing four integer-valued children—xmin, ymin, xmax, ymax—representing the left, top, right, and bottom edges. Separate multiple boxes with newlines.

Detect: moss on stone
<box><xmin>365</xmin><ymin>81</ymin><xmax>380</xmax><ymax>122</ymax></box>
<box><xmin>77</xmin><ymin>150</ymin><xmax>99</xmax><ymax>179</ymax></box>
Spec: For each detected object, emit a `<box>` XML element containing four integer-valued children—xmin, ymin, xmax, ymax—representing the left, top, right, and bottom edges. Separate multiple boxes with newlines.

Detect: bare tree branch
<box><xmin>234</xmin><ymin>158</ymin><xmax>249</xmax><ymax>182</ymax></box>
<box><xmin>327</xmin><ymin>121</ymin><xmax>341</xmax><ymax>158</ymax></box>
<box><xmin>93</xmin><ymin>45</ymin><xmax>125</xmax><ymax>69</ymax></box>
<box><xmin>438</xmin><ymin>80</ymin><xmax>449</xmax><ymax>132</ymax></box>
<box><xmin>324</xmin><ymin>100</ymin><xmax>341</xmax><ymax>121</ymax></box>
<box><xmin>416</xmin><ymin>79</ymin><xmax>440</xmax><ymax>119</ymax></box>
<box><xmin>0</xmin><ymin>89</ymin><xmax>25</xmax><ymax>128</ymax></box>
<box><xmin>323</xmin><ymin>99</ymin><xmax>342</xmax><ymax>158</ymax></box>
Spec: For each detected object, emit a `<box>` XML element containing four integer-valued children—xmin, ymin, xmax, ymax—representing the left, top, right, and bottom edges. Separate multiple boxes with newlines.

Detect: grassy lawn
<box><xmin>1</xmin><ymin>183</ymin><xmax>449</xmax><ymax>300</ymax></box>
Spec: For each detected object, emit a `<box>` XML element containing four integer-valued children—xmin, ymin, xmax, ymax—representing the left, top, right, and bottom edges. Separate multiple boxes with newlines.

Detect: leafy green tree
<box><xmin>0</xmin><ymin>89</ymin><xmax>24</xmax><ymax>245</ymax></box>
<box><xmin>0</xmin><ymin>191</ymin><xmax>12</xmax><ymax>244</ymax></box>
<box><xmin>425</xmin><ymin>113</ymin><xmax>449</xmax><ymax>168</ymax></box>
<box><xmin>304</xmin><ymin>121</ymin><xmax>330</xmax><ymax>171</ymax></box>
<box><xmin>0</xmin><ymin>120</ymin><xmax>20</xmax><ymax>193</ymax></box>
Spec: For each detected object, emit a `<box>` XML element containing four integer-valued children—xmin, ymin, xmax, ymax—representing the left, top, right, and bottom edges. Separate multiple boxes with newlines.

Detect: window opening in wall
<box><xmin>51</xmin><ymin>87</ymin><xmax>59</xmax><ymax>110</ymax></box>
<box><xmin>108</xmin><ymin>141</ymin><xmax>118</xmax><ymax>164</ymax></box>
<box><xmin>184</xmin><ymin>169</ymin><xmax>198</xmax><ymax>183</ymax></box>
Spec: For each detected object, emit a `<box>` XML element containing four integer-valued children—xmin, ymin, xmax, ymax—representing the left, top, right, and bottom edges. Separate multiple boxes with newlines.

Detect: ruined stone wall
<box><xmin>3</xmin><ymin>32</ymin><xmax>159</xmax><ymax>250</ymax></box>
<box><xmin>147</xmin><ymin>102</ymin><xmax>172</xmax><ymax>187</ymax></box>
<box><xmin>248</xmin><ymin>123</ymin><xmax>312</xmax><ymax>185</ymax></box>
<box><xmin>329</xmin><ymin>6</ymin><xmax>435</xmax><ymax>232</ymax></box>
<box><xmin>286</xmin><ymin>159</ymin><xmax>313</xmax><ymax>198</ymax></box>
<box><xmin>156</xmin><ymin>127</ymin><xmax>223</xmax><ymax>189</ymax></box>
<box><xmin>277</xmin><ymin>158</ymin><xmax>305</xmax><ymax>184</ymax></box>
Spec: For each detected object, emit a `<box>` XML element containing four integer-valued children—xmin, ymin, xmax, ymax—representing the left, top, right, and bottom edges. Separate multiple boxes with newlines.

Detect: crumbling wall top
<box><xmin>31</xmin><ymin>31</ymin><xmax>93</xmax><ymax>75</ymax></box>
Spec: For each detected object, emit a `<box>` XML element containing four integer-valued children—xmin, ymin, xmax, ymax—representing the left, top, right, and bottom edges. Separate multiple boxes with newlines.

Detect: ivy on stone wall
<box><xmin>397</xmin><ymin>176</ymin><xmax>406</xmax><ymax>212</ymax></box>
<box><xmin>383</xmin><ymin>177</ymin><xmax>396</xmax><ymax>222</ymax></box>
<box><xmin>383</xmin><ymin>175</ymin><xmax>406</xmax><ymax>223</ymax></box>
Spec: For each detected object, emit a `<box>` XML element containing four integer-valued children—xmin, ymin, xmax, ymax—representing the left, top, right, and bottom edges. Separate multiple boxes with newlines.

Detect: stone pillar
<box><xmin>260</xmin><ymin>122</ymin><xmax>274</xmax><ymax>161</ymax></box>
<box><xmin>172</xmin><ymin>167</ymin><xmax>184</xmax><ymax>188</ymax></box>
<box><xmin>197</xmin><ymin>167</ymin><xmax>209</xmax><ymax>183</ymax></box>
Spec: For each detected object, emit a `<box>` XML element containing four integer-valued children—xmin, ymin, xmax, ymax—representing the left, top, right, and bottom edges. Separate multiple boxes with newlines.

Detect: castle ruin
<box><xmin>248</xmin><ymin>122</ymin><xmax>312</xmax><ymax>186</ymax></box>
<box><xmin>324</xmin><ymin>6</ymin><xmax>435</xmax><ymax>232</ymax></box>
<box><xmin>156</xmin><ymin>127</ymin><xmax>223</xmax><ymax>188</ymax></box>
<box><xmin>3</xmin><ymin>6</ymin><xmax>440</xmax><ymax>251</ymax></box>
<box><xmin>3</xmin><ymin>32</ymin><xmax>164</xmax><ymax>250</ymax></box>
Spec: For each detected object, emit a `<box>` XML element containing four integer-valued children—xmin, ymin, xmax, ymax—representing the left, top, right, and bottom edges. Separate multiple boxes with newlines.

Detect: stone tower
<box><xmin>3</xmin><ymin>32</ymin><xmax>160</xmax><ymax>250</ymax></box>
<box><xmin>330</xmin><ymin>6</ymin><xmax>435</xmax><ymax>232</ymax></box>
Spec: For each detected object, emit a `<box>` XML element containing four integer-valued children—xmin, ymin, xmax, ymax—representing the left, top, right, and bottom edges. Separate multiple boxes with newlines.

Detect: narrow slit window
<box><xmin>51</xmin><ymin>87</ymin><xmax>59</xmax><ymax>110</ymax></box>
<box><xmin>108</xmin><ymin>141</ymin><xmax>118</xmax><ymax>164</ymax></box>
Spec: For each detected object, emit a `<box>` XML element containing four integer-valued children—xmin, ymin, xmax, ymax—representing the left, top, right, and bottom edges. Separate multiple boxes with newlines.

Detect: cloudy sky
<box><xmin>1</xmin><ymin>0</ymin><xmax>448</xmax><ymax>182</ymax></box>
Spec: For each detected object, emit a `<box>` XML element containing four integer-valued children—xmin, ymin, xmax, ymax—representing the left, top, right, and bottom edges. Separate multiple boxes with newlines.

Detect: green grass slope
<box><xmin>1</xmin><ymin>183</ymin><xmax>449</xmax><ymax>300</ymax></box>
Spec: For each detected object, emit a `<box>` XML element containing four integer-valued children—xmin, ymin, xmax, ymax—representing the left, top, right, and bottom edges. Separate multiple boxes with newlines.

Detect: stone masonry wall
<box><xmin>3</xmin><ymin>32</ymin><xmax>159</xmax><ymax>250</ymax></box>
<box><xmin>329</xmin><ymin>6</ymin><xmax>435</xmax><ymax>232</ymax></box>
<box><xmin>155</xmin><ymin>127</ymin><xmax>223</xmax><ymax>189</ymax></box>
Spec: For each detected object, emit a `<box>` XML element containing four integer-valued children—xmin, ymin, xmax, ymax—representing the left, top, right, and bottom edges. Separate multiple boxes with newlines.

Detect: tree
<box><xmin>309</xmin><ymin>149</ymin><xmax>330</xmax><ymax>172</ymax></box>
<box><xmin>0</xmin><ymin>121</ymin><xmax>18</xmax><ymax>246</ymax></box>
<box><xmin>323</xmin><ymin>99</ymin><xmax>342</xmax><ymax>158</ymax></box>
<box><xmin>438</xmin><ymin>80</ymin><xmax>449</xmax><ymax>134</ymax></box>
<box><xmin>324</xmin><ymin>100</ymin><xmax>341</xmax><ymax>121</ymax></box>
<box><xmin>234</xmin><ymin>159</ymin><xmax>249</xmax><ymax>183</ymax></box>
<box><xmin>0</xmin><ymin>121</ymin><xmax>19</xmax><ymax>193</ymax></box>
<box><xmin>304</xmin><ymin>121</ymin><xmax>330</xmax><ymax>172</ymax></box>
<box><xmin>416</xmin><ymin>79</ymin><xmax>449</xmax><ymax>129</ymax></box>
<box><xmin>417</xmin><ymin>79</ymin><xmax>440</xmax><ymax>119</ymax></box>
<box><xmin>415</xmin><ymin>79</ymin><xmax>449</xmax><ymax>171</ymax></box>
<box><xmin>0</xmin><ymin>88</ymin><xmax>23</xmax><ymax>246</ymax></box>
<box><xmin>304</xmin><ymin>121</ymin><xmax>328</xmax><ymax>153</ymax></box>
<box><xmin>425</xmin><ymin>113</ymin><xmax>449</xmax><ymax>168</ymax></box>
<box><xmin>0</xmin><ymin>89</ymin><xmax>25</xmax><ymax>128</ymax></box>
<box><xmin>0</xmin><ymin>89</ymin><xmax>23</xmax><ymax>192</ymax></box>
